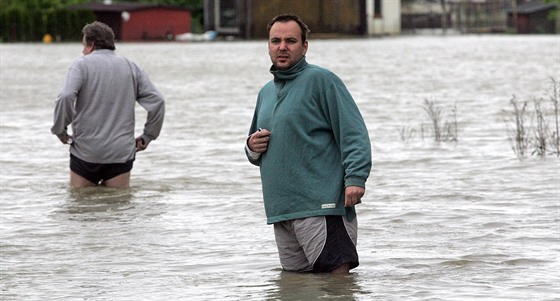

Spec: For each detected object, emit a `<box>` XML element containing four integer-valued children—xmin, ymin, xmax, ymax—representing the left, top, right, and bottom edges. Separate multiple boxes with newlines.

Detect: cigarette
<box><xmin>258</xmin><ymin>128</ymin><xmax>263</xmax><ymax>131</ymax></box>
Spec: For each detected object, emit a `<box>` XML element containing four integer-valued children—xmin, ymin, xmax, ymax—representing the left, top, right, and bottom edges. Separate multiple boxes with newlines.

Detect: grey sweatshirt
<box><xmin>51</xmin><ymin>49</ymin><xmax>165</xmax><ymax>164</ymax></box>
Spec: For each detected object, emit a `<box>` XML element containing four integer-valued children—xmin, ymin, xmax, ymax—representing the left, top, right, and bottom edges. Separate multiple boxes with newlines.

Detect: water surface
<box><xmin>1</xmin><ymin>35</ymin><xmax>559</xmax><ymax>300</ymax></box>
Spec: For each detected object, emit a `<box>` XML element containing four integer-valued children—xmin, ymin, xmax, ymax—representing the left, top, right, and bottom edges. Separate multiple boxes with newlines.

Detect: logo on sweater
<box><xmin>321</xmin><ymin>203</ymin><xmax>336</xmax><ymax>209</ymax></box>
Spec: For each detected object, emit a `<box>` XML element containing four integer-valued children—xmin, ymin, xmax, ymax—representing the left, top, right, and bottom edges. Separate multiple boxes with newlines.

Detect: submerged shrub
<box><xmin>504</xmin><ymin>78</ymin><xmax>560</xmax><ymax>158</ymax></box>
<box><xmin>504</xmin><ymin>97</ymin><xmax>531</xmax><ymax>158</ymax></box>
<box><xmin>422</xmin><ymin>98</ymin><xmax>458</xmax><ymax>143</ymax></box>
<box><xmin>397</xmin><ymin>99</ymin><xmax>458</xmax><ymax>143</ymax></box>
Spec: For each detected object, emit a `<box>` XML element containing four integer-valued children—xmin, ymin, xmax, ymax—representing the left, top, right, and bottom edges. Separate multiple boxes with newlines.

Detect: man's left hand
<box><xmin>56</xmin><ymin>133</ymin><xmax>72</xmax><ymax>145</ymax></box>
<box><xmin>345</xmin><ymin>186</ymin><xmax>365</xmax><ymax>207</ymax></box>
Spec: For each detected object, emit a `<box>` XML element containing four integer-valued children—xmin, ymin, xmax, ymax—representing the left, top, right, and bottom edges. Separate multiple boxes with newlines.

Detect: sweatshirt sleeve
<box><xmin>135</xmin><ymin>69</ymin><xmax>165</xmax><ymax>144</ymax></box>
<box><xmin>245</xmin><ymin>94</ymin><xmax>263</xmax><ymax>166</ymax></box>
<box><xmin>51</xmin><ymin>62</ymin><xmax>81</xmax><ymax>136</ymax></box>
<box><xmin>324</xmin><ymin>81</ymin><xmax>372</xmax><ymax>188</ymax></box>
<box><xmin>245</xmin><ymin>109</ymin><xmax>261</xmax><ymax>166</ymax></box>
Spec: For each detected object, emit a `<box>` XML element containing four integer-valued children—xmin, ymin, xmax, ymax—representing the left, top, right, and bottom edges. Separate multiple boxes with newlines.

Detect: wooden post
<box><xmin>511</xmin><ymin>0</ymin><xmax>518</xmax><ymax>33</ymax></box>
<box><xmin>440</xmin><ymin>0</ymin><xmax>447</xmax><ymax>34</ymax></box>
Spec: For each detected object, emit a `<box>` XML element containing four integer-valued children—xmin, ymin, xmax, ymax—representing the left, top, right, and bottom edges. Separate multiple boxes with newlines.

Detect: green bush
<box><xmin>0</xmin><ymin>8</ymin><xmax>94</xmax><ymax>42</ymax></box>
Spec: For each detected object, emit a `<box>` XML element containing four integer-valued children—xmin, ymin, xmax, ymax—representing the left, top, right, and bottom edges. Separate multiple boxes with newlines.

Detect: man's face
<box><xmin>82</xmin><ymin>36</ymin><xmax>94</xmax><ymax>55</ymax></box>
<box><xmin>268</xmin><ymin>20</ymin><xmax>308</xmax><ymax>70</ymax></box>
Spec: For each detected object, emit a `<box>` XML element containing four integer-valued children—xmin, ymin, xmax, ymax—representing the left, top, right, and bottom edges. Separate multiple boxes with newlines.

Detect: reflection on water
<box><xmin>266</xmin><ymin>271</ymin><xmax>364</xmax><ymax>300</ymax></box>
<box><xmin>63</xmin><ymin>187</ymin><xmax>134</xmax><ymax>214</ymax></box>
<box><xmin>51</xmin><ymin>186</ymin><xmax>168</xmax><ymax>225</ymax></box>
<box><xmin>1</xmin><ymin>36</ymin><xmax>559</xmax><ymax>300</ymax></box>
<box><xmin>49</xmin><ymin>187</ymin><xmax>136</xmax><ymax>226</ymax></box>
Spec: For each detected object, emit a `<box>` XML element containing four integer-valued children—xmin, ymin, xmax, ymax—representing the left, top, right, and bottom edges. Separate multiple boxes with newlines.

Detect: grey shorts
<box><xmin>273</xmin><ymin>215</ymin><xmax>358</xmax><ymax>273</ymax></box>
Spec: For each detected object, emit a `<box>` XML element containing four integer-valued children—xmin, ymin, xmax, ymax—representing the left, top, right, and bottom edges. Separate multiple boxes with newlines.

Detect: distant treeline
<box><xmin>0</xmin><ymin>8</ymin><xmax>95</xmax><ymax>42</ymax></box>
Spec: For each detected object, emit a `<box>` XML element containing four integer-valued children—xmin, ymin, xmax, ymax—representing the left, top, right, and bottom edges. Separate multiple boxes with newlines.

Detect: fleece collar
<box><xmin>270</xmin><ymin>56</ymin><xmax>308</xmax><ymax>81</ymax></box>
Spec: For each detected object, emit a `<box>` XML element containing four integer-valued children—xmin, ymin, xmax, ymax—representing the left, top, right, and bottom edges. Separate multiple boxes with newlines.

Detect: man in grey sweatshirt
<box><xmin>51</xmin><ymin>21</ymin><xmax>165</xmax><ymax>188</ymax></box>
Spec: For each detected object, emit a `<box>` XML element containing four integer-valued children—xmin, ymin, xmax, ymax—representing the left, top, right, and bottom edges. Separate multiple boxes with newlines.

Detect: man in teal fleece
<box><xmin>245</xmin><ymin>14</ymin><xmax>372</xmax><ymax>274</ymax></box>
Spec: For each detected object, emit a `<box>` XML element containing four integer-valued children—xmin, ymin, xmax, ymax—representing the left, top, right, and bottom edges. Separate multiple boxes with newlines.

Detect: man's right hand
<box><xmin>136</xmin><ymin>137</ymin><xmax>149</xmax><ymax>152</ymax></box>
<box><xmin>247</xmin><ymin>129</ymin><xmax>271</xmax><ymax>153</ymax></box>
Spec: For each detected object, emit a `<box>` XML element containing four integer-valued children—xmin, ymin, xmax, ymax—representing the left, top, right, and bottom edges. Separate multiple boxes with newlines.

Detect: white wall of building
<box><xmin>367</xmin><ymin>0</ymin><xmax>401</xmax><ymax>35</ymax></box>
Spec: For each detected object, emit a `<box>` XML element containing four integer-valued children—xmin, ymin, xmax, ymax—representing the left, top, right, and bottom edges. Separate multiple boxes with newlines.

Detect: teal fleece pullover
<box><xmin>247</xmin><ymin>57</ymin><xmax>372</xmax><ymax>224</ymax></box>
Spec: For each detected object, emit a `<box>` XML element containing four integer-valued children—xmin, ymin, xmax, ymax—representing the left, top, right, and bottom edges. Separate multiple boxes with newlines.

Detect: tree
<box><xmin>0</xmin><ymin>0</ymin><xmax>204</xmax><ymax>41</ymax></box>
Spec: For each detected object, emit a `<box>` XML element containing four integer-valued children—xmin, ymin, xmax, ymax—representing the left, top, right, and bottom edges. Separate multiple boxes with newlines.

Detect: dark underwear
<box><xmin>70</xmin><ymin>154</ymin><xmax>134</xmax><ymax>185</ymax></box>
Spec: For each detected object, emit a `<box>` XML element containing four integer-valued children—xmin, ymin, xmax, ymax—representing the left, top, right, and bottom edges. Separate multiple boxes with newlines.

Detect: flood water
<box><xmin>1</xmin><ymin>35</ymin><xmax>559</xmax><ymax>300</ymax></box>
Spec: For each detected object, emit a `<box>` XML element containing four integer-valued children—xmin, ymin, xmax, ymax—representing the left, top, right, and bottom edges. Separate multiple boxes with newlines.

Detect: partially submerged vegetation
<box><xmin>422</xmin><ymin>99</ymin><xmax>458</xmax><ymax>143</ymax></box>
<box><xmin>397</xmin><ymin>78</ymin><xmax>559</xmax><ymax>159</ymax></box>
<box><xmin>504</xmin><ymin>78</ymin><xmax>559</xmax><ymax>158</ymax></box>
<box><xmin>398</xmin><ymin>99</ymin><xmax>458</xmax><ymax>143</ymax></box>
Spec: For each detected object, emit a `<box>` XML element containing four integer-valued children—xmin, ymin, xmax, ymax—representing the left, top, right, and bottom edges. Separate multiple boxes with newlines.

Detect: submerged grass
<box><xmin>504</xmin><ymin>96</ymin><xmax>531</xmax><ymax>158</ymax></box>
<box><xmin>426</xmin><ymin>99</ymin><xmax>458</xmax><ymax>143</ymax></box>
<box><xmin>503</xmin><ymin>78</ymin><xmax>560</xmax><ymax>159</ymax></box>
<box><xmin>396</xmin><ymin>78</ymin><xmax>559</xmax><ymax>160</ymax></box>
<box><xmin>398</xmin><ymin>99</ymin><xmax>458</xmax><ymax>143</ymax></box>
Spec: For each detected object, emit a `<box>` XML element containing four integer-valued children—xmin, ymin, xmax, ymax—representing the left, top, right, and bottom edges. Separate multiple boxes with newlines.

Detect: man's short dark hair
<box><xmin>82</xmin><ymin>21</ymin><xmax>116</xmax><ymax>50</ymax></box>
<box><xmin>267</xmin><ymin>14</ymin><xmax>310</xmax><ymax>43</ymax></box>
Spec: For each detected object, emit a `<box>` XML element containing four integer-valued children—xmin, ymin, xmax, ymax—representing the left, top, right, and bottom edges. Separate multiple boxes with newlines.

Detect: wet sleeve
<box><xmin>245</xmin><ymin>97</ymin><xmax>262</xmax><ymax>166</ymax></box>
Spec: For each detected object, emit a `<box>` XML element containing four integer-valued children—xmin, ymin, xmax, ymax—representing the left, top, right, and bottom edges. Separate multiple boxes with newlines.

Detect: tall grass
<box><xmin>551</xmin><ymin>78</ymin><xmax>559</xmax><ymax>155</ymax></box>
<box><xmin>503</xmin><ymin>78</ymin><xmax>560</xmax><ymax>158</ymax></box>
<box><xmin>395</xmin><ymin>79</ymin><xmax>558</xmax><ymax>159</ymax></box>
<box><xmin>504</xmin><ymin>97</ymin><xmax>530</xmax><ymax>157</ymax></box>
<box><xmin>422</xmin><ymin>98</ymin><xmax>458</xmax><ymax>142</ymax></box>
<box><xmin>398</xmin><ymin>125</ymin><xmax>417</xmax><ymax>142</ymax></box>
<box><xmin>397</xmin><ymin>98</ymin><xmax>458</xmax><ymax>143</ymax></box>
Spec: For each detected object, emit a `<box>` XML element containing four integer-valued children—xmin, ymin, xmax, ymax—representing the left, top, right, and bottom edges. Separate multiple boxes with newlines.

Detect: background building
<box><xmin>203</xmin><ymin>0</ymin><xmax>400</xmax><ymax>39</ymax></box>
<box><xmin>402</xmin><ymin>0</ymin><xmax>558</xmax><ymax>34</ymax></box>
<box><xmin>367</xmin><ymin>0</ymin><xmax>402</xmax><ymax>35</ymax></box>
<box><xmin>68</xmin><ymin>2</ymin><xmax>192</xmax><ymax>41</ymax></box>
<box><xmin>507</xmin><ymin>0</ymin><xmax>558</xmax><ymax>34</ymax></box>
